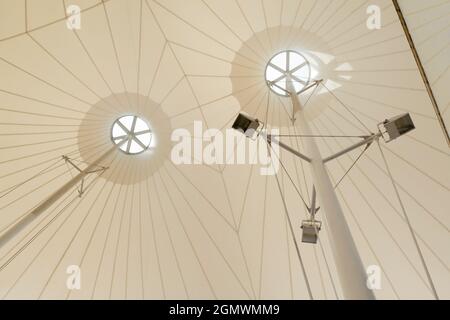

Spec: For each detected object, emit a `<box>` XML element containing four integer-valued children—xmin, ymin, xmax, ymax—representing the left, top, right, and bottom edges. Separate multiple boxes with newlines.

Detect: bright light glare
<box><xmin>111</xmin><ymin>115</ymin><xmax>152</xmax><ymax>155</ymax></box>
<box><xmin>265</xmin><ymin>50</ymin><xmax>312</xmax><ymax>96</ymax></box>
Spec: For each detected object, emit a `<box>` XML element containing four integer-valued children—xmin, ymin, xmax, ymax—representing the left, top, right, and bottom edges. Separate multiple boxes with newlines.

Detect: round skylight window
<box><xmin>111</xmin><ymin>115</ymin><xmax>152</xmax><ymax>155</ymax></box>
<box><xmin>265</xmin><ymin>50</ymin><xmax>311</xmax><ymax>96</ymax></box>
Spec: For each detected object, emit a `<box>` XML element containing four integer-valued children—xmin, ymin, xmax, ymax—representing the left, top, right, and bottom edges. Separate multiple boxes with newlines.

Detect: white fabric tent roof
<box><xmin>0</xmin><ymin>0</ymin><xmax>448</xmax><ymax>299</ymax></box>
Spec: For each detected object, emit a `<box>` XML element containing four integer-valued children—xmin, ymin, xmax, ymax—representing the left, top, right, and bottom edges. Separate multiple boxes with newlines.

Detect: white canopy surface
<box><xmin>0</xmin><ymin>0</ymin><xmax>448</xmax><ymax>299</ymax></box>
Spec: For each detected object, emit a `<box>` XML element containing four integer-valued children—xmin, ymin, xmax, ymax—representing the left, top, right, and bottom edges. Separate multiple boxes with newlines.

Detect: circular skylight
<box><xmin>265</xmin><ymin>50</ymin><xmax>311</xmax><ymax>96</ymax></box>
<box><xmin>111</xmin><ymin>115</ymin><xmax>152</xmax><ymax>155</ymax></box>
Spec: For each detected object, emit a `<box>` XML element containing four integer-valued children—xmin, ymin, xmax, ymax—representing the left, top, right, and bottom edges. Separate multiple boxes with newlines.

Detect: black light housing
<box><xmin>232</xmin><ymin>113</ymin><xmax>262</xmax><ymax>139</ymax></box>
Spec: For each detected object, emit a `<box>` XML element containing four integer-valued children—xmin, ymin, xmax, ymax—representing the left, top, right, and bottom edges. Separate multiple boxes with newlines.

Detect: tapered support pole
<box><xmin>0</xmin><ymin>143</ymin><xmax>121</xmax><ymax>249</ymax></box>
<box><xmin>287</xmin><ymin>79</ymin><xmax>375</xmax><ymax>300</ymax></box>
<box><xmin>323</xmin><ymin>134</ymin><xmax>380</xmax><ymax>163</ymax></box>
<box><xmin>265</xmin><ymin>134</ymin><xmax>312</xmax><ymax>163</ymax></box>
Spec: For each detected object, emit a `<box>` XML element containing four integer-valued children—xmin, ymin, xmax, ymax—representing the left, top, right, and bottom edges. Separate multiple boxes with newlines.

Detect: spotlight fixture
<box><xmin>232</xmin><ymin>112</ymin><xmax>263</xmax><ymax>139</ymax></box>
<box><xmin>378</xmin><ymin>113</ymin><xmax>415</xmax><ymax>143</ymax></box>
<box><xmin>301</xmin><ymin>220</ymin><xmax>322</xmax><ymax>244</ymax></box>
<box><xmin>301</xmin><ymin>187</ymin><xmax>321</xmax><ymax>244</ymax></box>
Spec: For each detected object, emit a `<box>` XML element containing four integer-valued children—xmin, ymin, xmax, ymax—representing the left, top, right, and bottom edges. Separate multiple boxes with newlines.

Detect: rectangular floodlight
<box><xmin>232</xmin><ymin>113</ymin><xmax>263</xmax><ymax>139</ymax></box>
<box><xmin>379</xmin><ymin>113</ymin><xmax>415</xmax><ymax>143</ymax></box>
<box><xmin>301</xmin><ymin>220</ymin><xmax>322</xmax><ymax>244</ymax></box>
